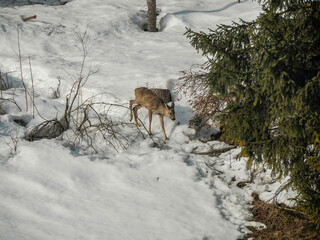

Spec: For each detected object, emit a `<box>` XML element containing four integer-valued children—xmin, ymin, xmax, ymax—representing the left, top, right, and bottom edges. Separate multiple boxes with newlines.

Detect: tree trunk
<box><xmin>147</xmin><ymin>0</ymin><xmax>157</xmax><ymax>32</ymax></box>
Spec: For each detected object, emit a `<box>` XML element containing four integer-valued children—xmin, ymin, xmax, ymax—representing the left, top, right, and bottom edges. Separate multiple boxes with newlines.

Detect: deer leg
<box><xmin>148</xmin><ymin>109</ymin><xmax>153</xmax><ymax>136</ymax></box>
<box><xmin>158</xmin><ymin>114</ymin><xmax>169</xmax><ymax>140</ymax></box>
<box><xmin>133</xmin><ymin>104</ymin><xmax>143</xmax><ymax>127</ymax></box>
<box><xmin>129</xmin><ymin>99</ymin><xmax>135</xmax><ymax>122</ymax></box>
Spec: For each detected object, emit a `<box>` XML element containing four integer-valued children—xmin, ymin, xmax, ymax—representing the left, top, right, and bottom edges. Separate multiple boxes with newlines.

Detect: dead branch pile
<box><xmin>26</xmin><ymin>118</ymin><xmax>68</xmax><ymax>141</ymax></box>
<box><xmin>67</xmin><ymin>100</ymin><xmax>133</xmax><ymax>153</ymax></box>
<box><xmin>24</xmin><ymin>27</ymin><xmax>140</xmax><ymax>154</ymax></box>
<box><xmin>0</xmin><ymin>71</ymin><xmax>10</xmax><ymax>90</ymax></box>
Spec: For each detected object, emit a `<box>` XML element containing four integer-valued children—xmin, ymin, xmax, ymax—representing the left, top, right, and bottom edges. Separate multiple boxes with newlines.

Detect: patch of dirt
<box><xmin>245</xmin><ymin>195</ymin><xmax>319</xmax><ymax>240</ymax></box>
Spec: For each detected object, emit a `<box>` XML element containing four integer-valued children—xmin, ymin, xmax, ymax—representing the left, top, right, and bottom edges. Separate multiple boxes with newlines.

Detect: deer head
<box><xmin>164</xmin><ymin>103</ymin><xmax>175</xmax><ymax>121</ymax></box>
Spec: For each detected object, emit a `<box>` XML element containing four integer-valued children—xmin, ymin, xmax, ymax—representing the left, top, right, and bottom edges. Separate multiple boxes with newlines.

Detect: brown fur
<box><xmin>129</xmin><ymin>87</ymin><xmax>175</xmax><ymax>140</ymax></box>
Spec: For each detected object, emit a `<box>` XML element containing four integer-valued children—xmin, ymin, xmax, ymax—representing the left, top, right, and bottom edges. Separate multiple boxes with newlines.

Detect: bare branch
<box><xmin>17</xmin><ymin>25</ymin><xmax>28</xmax><ymax>111</ymax></box>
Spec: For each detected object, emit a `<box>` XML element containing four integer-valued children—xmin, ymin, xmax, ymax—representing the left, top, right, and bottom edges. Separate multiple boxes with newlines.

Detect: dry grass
<box><xmin>245</xmin><ymin>196</ymin><xmax>319</xmax><ymax>240</ymax></box>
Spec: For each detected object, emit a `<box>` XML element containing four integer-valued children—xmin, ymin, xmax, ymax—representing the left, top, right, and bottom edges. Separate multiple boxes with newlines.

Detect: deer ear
<box><xmin>165</xmin><ymin>104</ymin><xmax>169</xmax><ymax>110</ymax></box>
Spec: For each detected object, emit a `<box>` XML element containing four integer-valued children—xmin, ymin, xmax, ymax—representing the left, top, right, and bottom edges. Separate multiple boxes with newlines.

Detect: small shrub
<box><xmin>176</xmin><ymin>65</ymin><xmax>234</xmax><ymax>134</ymax></box>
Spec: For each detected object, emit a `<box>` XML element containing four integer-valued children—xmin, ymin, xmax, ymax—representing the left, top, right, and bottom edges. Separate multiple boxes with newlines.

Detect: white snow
<box><xmin>0</xmin><ymin>0</ymin><xmax>294</xmax><ymax>239</ymax></box>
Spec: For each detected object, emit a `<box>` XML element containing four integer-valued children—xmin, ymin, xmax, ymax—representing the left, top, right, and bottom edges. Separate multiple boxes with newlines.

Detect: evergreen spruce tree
<box><xmin>184</xmin><ymin>0</ymin><xmax>320</xmax><ymax>228</ymax></box>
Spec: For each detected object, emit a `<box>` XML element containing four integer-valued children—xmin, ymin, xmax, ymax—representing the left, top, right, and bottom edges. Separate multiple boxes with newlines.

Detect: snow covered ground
<box><xmin>0</xmin><ymin>0</ymin><xmax>293</xmax><ymax>239</ymax></box>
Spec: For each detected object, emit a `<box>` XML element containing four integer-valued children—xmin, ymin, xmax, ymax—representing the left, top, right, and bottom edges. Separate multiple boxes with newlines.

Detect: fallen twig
<box><xmin>193</xmin><ymin>145</ymin><xmax>237</xmax><ymax>156</ymax></box>
<box><xmin>204</xmin><ymin>162</ymin><xmax>224</xmax><ymax>174</ymax></box>
<box><xmin>21</xmin><ymin>15</ymin><xmax>37</xmax><ymax>22</ymax></box>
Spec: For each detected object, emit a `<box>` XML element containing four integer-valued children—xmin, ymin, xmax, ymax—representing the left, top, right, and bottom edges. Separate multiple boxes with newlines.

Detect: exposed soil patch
<box><xmin>245</xmin><ymin>195</ymin><xmax>319</xmax><ymax>240</ymax></box>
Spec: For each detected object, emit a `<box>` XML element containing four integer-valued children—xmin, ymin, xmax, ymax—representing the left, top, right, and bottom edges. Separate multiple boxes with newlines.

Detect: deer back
<box><xmin>150</xmin><ymin>88</ymin><xmax>174</xmax><ymax>109</ymax></box>
<box><xmin>134</xmin><ymin>87</ymin><xmax>165</xmax><ymax>110</ymax></box>
<box><xmin>149</xmin><ymin>88</ymin><xmax>172</xmax><ymax>103</ymax></box>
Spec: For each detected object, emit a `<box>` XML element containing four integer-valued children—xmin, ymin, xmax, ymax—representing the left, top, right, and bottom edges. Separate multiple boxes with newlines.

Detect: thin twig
<box><xmin>17</xmin><ymin>25</ymin><xmax>28</xmax><ymax>111</ymax></box>
<box><xmin>28</xmin><ymin>56</ymin><xmax>35</xmax><ymax>118</ymax></box>
<box><xmin>204</xmin><ymin>162</ymin><xmax>224</xmax><ymax>174</ymax></box>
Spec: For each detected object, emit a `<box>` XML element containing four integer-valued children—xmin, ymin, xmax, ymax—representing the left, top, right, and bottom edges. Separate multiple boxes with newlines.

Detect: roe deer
<box><xmin>129</xmin><ymin>87</ymin><xmax>175</xmax><ymax>140</ymax></box>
